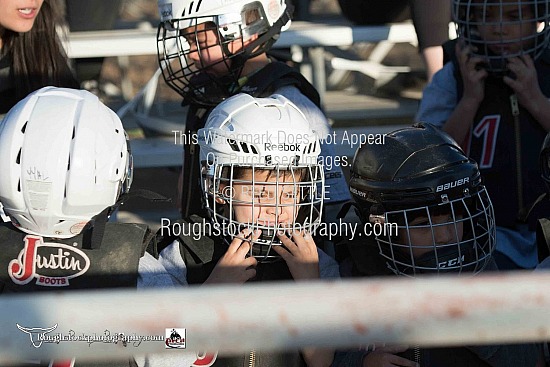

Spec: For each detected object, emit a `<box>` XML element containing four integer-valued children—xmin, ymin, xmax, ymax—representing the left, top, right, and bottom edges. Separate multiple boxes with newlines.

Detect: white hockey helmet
<box><xmin>157</xmin><ymin>0</ymin><xmax>292</xmax><ymax>105</ymax></box>
<box><xmin>197</xmin><ymin>93</ymin><xmax>324</xmax><ymax>261</ymax></box>
<box><xmin>0</xmin><ymin>87</ymin><xmax>132</xmax><ymax>238</ymax></box>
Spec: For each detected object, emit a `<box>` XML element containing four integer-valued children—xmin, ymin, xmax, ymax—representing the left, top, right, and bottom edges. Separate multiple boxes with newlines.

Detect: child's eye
<box><xmin>253</xmin><ymin>192</ymin><xmax>268</xmax><ymax>199</ymax></box>
<box><xmin>283</xmin><ymin>192</ymin><xmax>297</xmax><ymax>199</ymax></box>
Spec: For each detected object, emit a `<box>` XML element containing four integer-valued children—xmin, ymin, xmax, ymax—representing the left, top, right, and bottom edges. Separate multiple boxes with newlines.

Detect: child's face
<box><xmin>230</xmin><ymin>169</ymin><xmax>302</xmax><ymax>229</ymax></box>
<box><xmin>181</xmin><ymin>22</ymin><xmax>240</xmax><ymax>77</ymax></box>
<box><xmin>473</xmin><ymin>1</ymin><xmax>539</xmax><ymax>55</ymax></box>
<box><xmin>399</xmin><ymin>213</ymin><xmax>464</xmax><ymax>258</ymax></box>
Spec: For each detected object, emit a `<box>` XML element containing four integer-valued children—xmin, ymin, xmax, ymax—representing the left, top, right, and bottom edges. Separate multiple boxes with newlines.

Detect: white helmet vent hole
<box><xmin>115</xmin><ymin>129</ymin><xmax>119</xmax><ymax>134</ymax></box>
<box><xmin>17</xmin><ymin>180</ymin><xmax>21</xmax><ymax>192</ymax></box>
<box><xmin>72</xmin><ymin>127</ymin><xmax>75</xmax><ymax>139</ymax></box>
<box><xmin>16</xmin><ymin>149</ymin><xmax>21</xmax><ymax>164</ymax></box>
<box><xmin>21</xmin><ymin>121</ymin><xmax>27</xmax><ymax>134</ymax></box>
<box><xmin>116</xmin><ymin>168</ymin><xmax>119</xmax><ymax>175</ymax></box>
<box><xmin>240</xmin><ymin>142</ymin><xmax>249</xmax><ymax>153</ymax></box>
<box><xmin>67</xmin><ymin>156</ymin><xmax>70</xmax><ymax>171</ymax></box>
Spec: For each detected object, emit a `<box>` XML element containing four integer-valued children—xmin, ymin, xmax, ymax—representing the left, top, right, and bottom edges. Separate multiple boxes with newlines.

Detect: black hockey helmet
<box><xmin>348</xmin><ymin>123</ymin><xmax>496</xmax><ymax>276</ymax></box>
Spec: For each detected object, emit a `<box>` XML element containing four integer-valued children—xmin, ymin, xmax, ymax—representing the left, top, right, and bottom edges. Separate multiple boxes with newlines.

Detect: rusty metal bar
<box><xmin>1</xmin><ymin>272</ymin><xmax>550</xmax><ymax>363</ymax></box>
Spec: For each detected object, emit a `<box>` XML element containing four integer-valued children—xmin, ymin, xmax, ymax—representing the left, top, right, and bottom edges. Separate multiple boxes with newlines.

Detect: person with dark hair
<box><xmin>334</xmin><ymin>123</ymin><xmax>543</xmax><ymax>366</ymax></box>
<box><xmin>0</xmin><ymin>0</ymin><xmax>78</xmax><ymax>115</ymax></box>
<box><xmin>336</xmin><ymin>0</ymin><xmax>451</xmax><ymax>81</ymax></box>
<box><xmin>416</xmin><ymin>0</ymin><xmax>550</xmax><ymax>270</ymax></box>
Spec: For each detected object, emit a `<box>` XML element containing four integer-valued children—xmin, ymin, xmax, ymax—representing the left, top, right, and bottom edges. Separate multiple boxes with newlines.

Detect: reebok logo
<box><xmin>264</xmin><ymin>143</ymin><xmax>300</xmax><ymax>152</ymax></box>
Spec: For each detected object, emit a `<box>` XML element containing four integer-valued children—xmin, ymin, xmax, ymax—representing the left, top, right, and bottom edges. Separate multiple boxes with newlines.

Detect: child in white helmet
<box><xmin>150</xmin><ymin>93</ymin><xmax>339</xmax><ymax>366</ymax></box>
<box><xmin>0</xmin><ymin>86</ymin><xmax>200</xmax><ymax>366</ymax></box>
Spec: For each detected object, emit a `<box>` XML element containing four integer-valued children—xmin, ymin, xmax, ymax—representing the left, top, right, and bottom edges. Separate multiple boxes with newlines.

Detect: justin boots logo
<box><xmin>8</xmin><ymin>235</ymin><xmax>90</xmax><ymax>286</ymax></box>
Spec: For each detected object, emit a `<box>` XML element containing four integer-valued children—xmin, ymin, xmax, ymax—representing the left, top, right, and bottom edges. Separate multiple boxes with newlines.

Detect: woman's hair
<box><xmin>1</xmin><ymin>0</ymin><xmax>78</xmax><ymax>101</ymax></box>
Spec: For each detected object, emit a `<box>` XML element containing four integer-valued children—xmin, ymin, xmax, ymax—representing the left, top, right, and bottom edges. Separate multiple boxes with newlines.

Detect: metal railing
<box><xmin>2</xmin><ymin>271</ymin><xmax>550</xmax><ymax>363</ymax></box>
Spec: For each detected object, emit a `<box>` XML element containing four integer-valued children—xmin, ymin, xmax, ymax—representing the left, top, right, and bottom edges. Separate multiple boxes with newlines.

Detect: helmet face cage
<box><xmin>452</xmin><ymin>0</ymin><xmax>550</xmax><ymax>74</ymax></box>
<box><xmin>202</xmin><ymin>162</ymin><xmax>324</xmax><ymax>262</ymax></box>
<box><xmin>158</xmin><ymin>16</ymin><xmax>245</xmax><ymax>105</ymax></box>
<box><xmin>375</xmin><ymin>187</ymin><xmax>496</xmax><ymax>277</ymax></box>
<box><xmin>157</xmin><ymin>2</ymin><xmax>280</xmax><ymax>105</ymax></box>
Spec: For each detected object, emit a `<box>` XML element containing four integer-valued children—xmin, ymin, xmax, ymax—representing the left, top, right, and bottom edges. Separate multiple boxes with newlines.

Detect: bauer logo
<box><xmin>435</xmin><ymin>177</ymin><xmax>470</xmax><ymax>193</ymax></box>
<box><xmin>165</xmin><ymin>328</ymin><xmax>186</xmax><ymax>349</ymax></box>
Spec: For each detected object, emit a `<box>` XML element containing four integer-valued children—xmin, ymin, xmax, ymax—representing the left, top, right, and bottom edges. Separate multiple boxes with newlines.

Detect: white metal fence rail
<box><xmin>2</xmin><ymin>272</ymin><xmax>550</xmax><ymax>363</ymax></box>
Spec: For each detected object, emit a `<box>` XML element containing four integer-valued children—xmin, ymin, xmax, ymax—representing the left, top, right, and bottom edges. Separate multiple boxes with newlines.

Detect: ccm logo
<box><xmin>436</xmin><ymin>177</ymin><xmax>469</xmax><ymax>193</ymax></box>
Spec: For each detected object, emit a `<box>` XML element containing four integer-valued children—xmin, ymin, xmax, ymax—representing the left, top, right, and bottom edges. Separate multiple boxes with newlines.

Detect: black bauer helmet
<box><xmin>452</xmin><ymin>0</ymin><xmax>550</xmax><ymax>75</ymax></box>
<box><xmin>348</xmin><ymin>123</ymin><xmax>496</xmax><ymax>277</ymax></box>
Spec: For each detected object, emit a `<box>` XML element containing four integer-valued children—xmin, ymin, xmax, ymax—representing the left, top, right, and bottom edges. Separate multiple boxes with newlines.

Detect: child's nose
<box><xmin>434</xmin><ymin>224</ymin><xmax>455</xmax><ymax>245</ymax></box>
<box><xmin>490</xmin><ymin>23</ymin><xmax>508</xmax><ymax>36</ymax></box>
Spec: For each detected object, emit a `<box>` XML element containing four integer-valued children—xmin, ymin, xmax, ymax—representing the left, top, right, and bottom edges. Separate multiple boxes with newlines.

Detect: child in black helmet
<box><xmin>334</xmin><ymin>123</ymin><xmax>542</xmax><ymax>366</ymax></box>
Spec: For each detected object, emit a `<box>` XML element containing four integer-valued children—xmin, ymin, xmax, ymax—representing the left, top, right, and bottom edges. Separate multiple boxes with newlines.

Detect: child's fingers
<box><xmin>227</xmin><ymin>228</ymin><xmax>253</xmax><ymax>253</ymax></box>
<box><xmin>244</xmin><ymin>267</ymin><xmax>257</xmax><ymax>280</ymax></box>
<box><xmin>243</xmin><ymin>256</ymin><xmax>258</xmax><ymax>268</ymax></box>
<box><xmin>272</xmin><ymin>244</ymin><xmax>291</xmax><ymax>260</ymax></box>
<box><xmin>277</xmin><ymin>230</ymin><xmax>295</xmax><ymax>246</ymax></box>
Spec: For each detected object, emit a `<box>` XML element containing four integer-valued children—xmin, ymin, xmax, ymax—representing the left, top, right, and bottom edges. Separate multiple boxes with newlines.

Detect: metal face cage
<box><xmin>375</xmin><ymin>187</ymin><xmax>496</xmax><ymax>276</ymax></box>
<box><xmin>202</xmin><ymin>163</ymin><xmax>325</xmax><ymax>262</ymax></box>
<box><xmin>452</xmin><ymin>0</ymin><xmax>550</xmax><ymax>74</ymax></box>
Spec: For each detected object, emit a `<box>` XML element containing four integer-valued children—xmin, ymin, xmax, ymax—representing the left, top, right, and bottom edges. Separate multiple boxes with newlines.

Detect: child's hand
<box><xmin>204</xmin><ymin>229</ymin><xmax>259</xmax><ymax>284</ymax></box>
<box><xmin>456</xmin><ymin>41</ymin><xmax>488</xmax><ymax>106</ymax></box>
<box><xmin>503</xmin><ymin>55</ymin><xmax>544</xmax><ymax>112</ymax></box>
<box><xmin>362</xmin><ymin>345</ymin><xmax>418</xmax><ymax>367</ymax></box>
<box><xmin>274</xmin><ymin>230</ymin><xmax>319</xmax><ymax>280</ymax></box>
